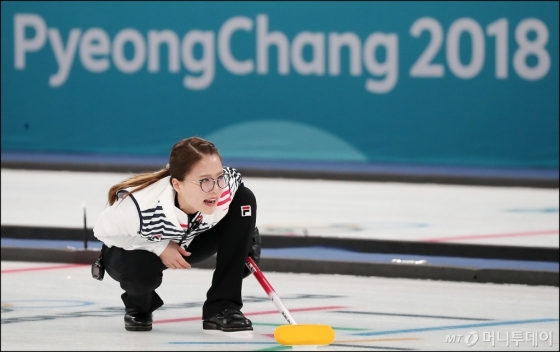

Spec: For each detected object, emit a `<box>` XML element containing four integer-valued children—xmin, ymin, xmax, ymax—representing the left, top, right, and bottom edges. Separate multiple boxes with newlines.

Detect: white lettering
<box><xmin>14</xmin><ymin>14</ymin><xmax>47</xmax><ymax>69</ymax></box>
<box><xmin>79</xmin><ymin>28</ymin><xmax>110</xmax><ymax>73</ymax></box>
<box><xmin>48</xmin><ymin>28</ymin><xmax>81</xmax><ymax>87</ymax></box>
<box><xmin>112</xmin><ymin>29</ymin><xmax>146</xmax><ymax>73</ymax></box>
<box><xmin>513</xmin><ymin>18</ymin><xmax>550</xmax><ymax>80</ymax></box>
<box><xmin>218</xmin><ymin>16</ymin><xmax>254</xmax><ymax>75</ymax></box>
<box><xmin>446</xmin><ymin>18</ymin><xmax>485</xmax><ymax>79</ymax></box>
<box><xmin>13</xmin><ymin>13</ymin><xmax>419</xmax><ymax>93</ymax></box>
<box><xmin>409</xmin><ymin>17</ymin><xmax>444</xmax><ymax>77</ymax></box>
<box><xmin>257</xmin><ymin>14</ymin><xmax>289</xmax><ymax>75</ymax></box>
<box><xmin>486</xmin><ymin>19</ymin><xmax>508</xmax><ymax>79</ymax></box>
<box><xmin>181</xmin><ymin>30</ymin><xmax>215</xmax><ymax>90</ymax></box>
<box><xmin>328</xmin><ymin>32</ymin><xmax>362</xmax><ymax>76</ymax></box>
<box><xmin>148</xmin><ymin>30</ymin><xmax>180</xmax><ymax>73</ymax></box>
<box><xmin>291</xmin><ymin>32</ymin><xmax>325</xmax><ymax>75</ymax></box>
<box><xmin>363</xmin><ymin>32</ymin><xmax>398</xmax><ymax>93</ymax></box>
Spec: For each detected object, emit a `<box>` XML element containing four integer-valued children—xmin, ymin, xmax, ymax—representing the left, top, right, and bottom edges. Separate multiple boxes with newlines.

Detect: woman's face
<box><xmin>172</xmin><ymin>154</ymin><xmax>224</xmax><ymax>215</ymax></box>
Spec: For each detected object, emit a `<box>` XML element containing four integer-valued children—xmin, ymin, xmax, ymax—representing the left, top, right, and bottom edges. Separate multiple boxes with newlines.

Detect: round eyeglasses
<box><xmin>185</xmin><ymin>174</ymin><xmax>229</xmax><ymax>193</ymax></box>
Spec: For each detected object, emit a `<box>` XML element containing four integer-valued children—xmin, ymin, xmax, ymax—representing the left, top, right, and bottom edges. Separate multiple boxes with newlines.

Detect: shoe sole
<box><xmin>203</xmin><ymin>330</ymin><xmax>253</xmax><ymax>339</ymax></box>
<box><xmin>125</xmin><ymin>325</ymin><xmax>152</xmax><ymax>331</ymax></box>
<box><xmin>203</xmin><ymin>321</ymin><xmax>253</xmax><ymax>332</ymax></box>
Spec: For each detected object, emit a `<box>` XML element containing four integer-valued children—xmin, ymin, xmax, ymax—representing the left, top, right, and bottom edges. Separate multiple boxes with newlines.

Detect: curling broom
<box><xmin>245</xmin><ymin>257</ymin><xmax>335</xmax><ymax>346</ymax></box>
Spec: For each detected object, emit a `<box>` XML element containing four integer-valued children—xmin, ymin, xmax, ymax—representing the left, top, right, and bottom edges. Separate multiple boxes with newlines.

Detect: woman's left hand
<box><xmin>160</xmin><ymin>241</ymin><xmax>191</xmax><ymax>269</ymax></box>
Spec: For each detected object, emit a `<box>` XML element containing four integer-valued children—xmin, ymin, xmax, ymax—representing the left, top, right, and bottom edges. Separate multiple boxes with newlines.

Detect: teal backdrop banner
<box><xmin>1</xmin><ymin>1</ymin><xmax>558</xmax><ymax>169</ymax></box>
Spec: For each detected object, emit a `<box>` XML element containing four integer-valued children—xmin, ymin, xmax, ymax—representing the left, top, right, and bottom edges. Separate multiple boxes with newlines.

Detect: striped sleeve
<box><xmin>93</xmin><ymin>196</ymin><xmax>170</xmax><ymax>255</ymax></box>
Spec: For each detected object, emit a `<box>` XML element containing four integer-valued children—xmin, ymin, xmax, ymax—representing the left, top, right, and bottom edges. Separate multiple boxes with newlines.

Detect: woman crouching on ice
<box><xmin>93</xmin><ymin>137</ymin><xmax>261</xmax><ymax>332</ymax></box>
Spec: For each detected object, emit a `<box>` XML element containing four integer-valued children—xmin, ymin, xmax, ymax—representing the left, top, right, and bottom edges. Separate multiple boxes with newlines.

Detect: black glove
<box><xmin>243</xmin><ymin>227</ymin><xmax>261</xmax><ymax>278</ymax></box>
<box><xmin>91</xmin><ymin>253</ymin><xmax>105</xmax><ymax>281</ymax></box>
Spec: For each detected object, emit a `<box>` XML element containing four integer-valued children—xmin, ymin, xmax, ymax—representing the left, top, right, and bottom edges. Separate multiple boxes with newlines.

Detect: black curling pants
<box><xmin>102</xmin><ymin>184</ymin><xmax>257</xmax><ymax>320</ymax></box>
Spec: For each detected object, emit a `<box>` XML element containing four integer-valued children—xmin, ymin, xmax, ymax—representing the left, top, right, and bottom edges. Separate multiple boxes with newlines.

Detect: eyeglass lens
<box><xmin>201</xmin><ymin>175</ymin><xmax>228</xmax><ymax>192</ymax></box>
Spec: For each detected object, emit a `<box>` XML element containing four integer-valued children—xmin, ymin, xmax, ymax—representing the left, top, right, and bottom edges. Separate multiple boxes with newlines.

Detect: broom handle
<box><xmin>246</xmin><ymin>257</ymin><xmax>298</xmax><ymax>325</ymax></box>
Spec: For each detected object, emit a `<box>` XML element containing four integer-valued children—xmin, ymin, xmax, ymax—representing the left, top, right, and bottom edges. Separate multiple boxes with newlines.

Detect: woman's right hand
<box><xmin>159</xmin><ymin>241</ymin><xmax>191</xmax><ymax>269</ymax></box>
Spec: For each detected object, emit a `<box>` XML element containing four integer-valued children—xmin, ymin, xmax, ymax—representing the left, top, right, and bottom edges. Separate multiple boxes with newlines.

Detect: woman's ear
<box><xmin>171</xmin><ymin>178</ymin><xmax>180</xmax><ymax>192</ymax></box>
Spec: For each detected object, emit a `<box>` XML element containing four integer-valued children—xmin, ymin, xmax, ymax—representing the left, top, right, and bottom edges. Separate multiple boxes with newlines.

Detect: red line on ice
<box><xmin>1</xmin><ymin>264</ymin><xmax>88</xmax><ymax>274</ymax></box>
<box><xmin>153</xmin><ymin>305</ymin><xmax>346</xmax><ymax>324</ymax></box>
<box><xmin>421</xmin><ymin>230</ymin><xmax>559</xmax><ymax>242</ymax></box>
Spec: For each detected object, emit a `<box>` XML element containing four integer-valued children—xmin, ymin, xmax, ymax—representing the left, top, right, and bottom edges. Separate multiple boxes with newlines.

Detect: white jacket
<box><xmin>93</xmin><ymin>166</ymin><xmax>242</xmax><ymax>256</ymax></box>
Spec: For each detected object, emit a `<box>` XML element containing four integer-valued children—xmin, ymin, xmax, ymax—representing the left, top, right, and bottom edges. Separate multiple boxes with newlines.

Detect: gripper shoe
<box><xmin>203</xmin><ymin>309</ymin><xmax>253</xmax><ymax>332</ymax></box>
<box><xmin>124</xmin><ymin>309</ymin><xmax>153</xmax><ymax>331</ymax></box>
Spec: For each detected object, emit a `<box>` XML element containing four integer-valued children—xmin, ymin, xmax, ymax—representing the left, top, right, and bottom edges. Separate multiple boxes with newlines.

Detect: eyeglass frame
<box><xmin>184</xmin><ymin>174</ymin><xmax>229</xmax><ymax>193</ymax></box>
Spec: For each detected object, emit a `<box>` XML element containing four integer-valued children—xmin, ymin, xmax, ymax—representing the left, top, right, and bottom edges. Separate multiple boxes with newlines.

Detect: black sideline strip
<box><xmin>2</xmin><ymin>225</ymin><xmax>558</xmax><ymax>262</ymax></box>
<box><xmin>1</xmin><ymin>247</ymin><xmax>558</xmax><ymax>287</ymax></box>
